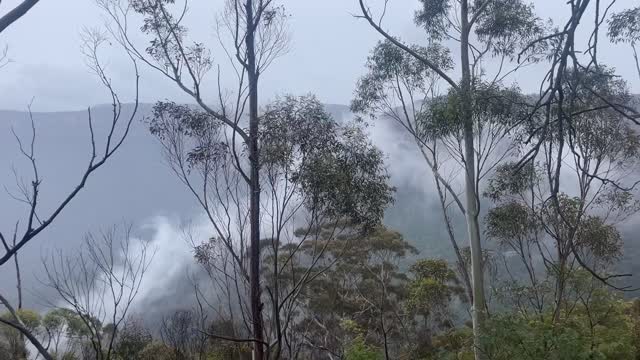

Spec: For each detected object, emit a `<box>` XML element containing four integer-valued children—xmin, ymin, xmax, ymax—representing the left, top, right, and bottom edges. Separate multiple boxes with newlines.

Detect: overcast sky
<box><xmin>0</xmin><ymin>0</ymin><xmax>638</xmax><ymax>111</ymax></box>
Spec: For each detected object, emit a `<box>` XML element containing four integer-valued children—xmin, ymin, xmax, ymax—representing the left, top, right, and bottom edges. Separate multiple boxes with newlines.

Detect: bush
<box><xmin>345</xmin><ymin>336</ymin><xmax>383</xmax><ymax>360</ymax></box>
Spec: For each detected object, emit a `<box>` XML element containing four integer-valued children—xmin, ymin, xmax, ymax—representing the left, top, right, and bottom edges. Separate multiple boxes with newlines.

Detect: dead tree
<box><xmin>0</xmin><ymin>29</ymin><xmax>139</xmax><ymax>360</ymax></box>
<box><xmin>41</xmin><ymin>224</ymin><xmax>153</xmax><ymax>360</ymax></box>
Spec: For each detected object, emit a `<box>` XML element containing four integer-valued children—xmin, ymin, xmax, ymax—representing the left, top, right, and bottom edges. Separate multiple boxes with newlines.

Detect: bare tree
<box><xmin>159</xmin><ymin>309</ymin><xmax>208</xmax><ymax>360</ymax></box>
<box><xmin>41</xmin><ymin>224</ymin><xmax>153</xmax><ymax>360</ymax></box>
<box><xmin>0</xmin><ymin>28</ymin><xmax>139</xmax><ymax>360</ymax></box>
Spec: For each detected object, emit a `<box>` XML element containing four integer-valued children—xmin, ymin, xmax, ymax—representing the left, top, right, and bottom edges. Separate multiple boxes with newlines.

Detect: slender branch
<box><xmin>356</xmin><ymin>0</ymin><xmax>460</xmax><ymax>91</ymax></box>
<box><xmin>0</xmin><ymin>0</ymin><xmax>40</xmax><ymax>33</ymax></box>
<box><xmin>0</xmin><ymin>293</ymin><xmax>53</xmax><ymax>360</ymax></box>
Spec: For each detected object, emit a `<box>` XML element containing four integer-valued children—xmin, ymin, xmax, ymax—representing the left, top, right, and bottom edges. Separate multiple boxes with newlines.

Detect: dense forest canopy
<box><xmin>1</xmin><ymin>0</ymin><xmax>640</xmax><ymax>359</ymax></box>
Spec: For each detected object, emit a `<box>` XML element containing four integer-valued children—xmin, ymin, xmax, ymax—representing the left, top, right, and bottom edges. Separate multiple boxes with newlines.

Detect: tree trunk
<box><xmin>460</xmin><ymin>1</ymin><xmax>486</xmax><ymax>359</ymax></box>
<box><xmin>245</xmin><ymin>0</ymin><xmax>265</xmax><ymax>358</ymax></box>
<box><xmin>13</xmin><ymin>227</ymin><xmax>26</xmax><ymax>359</ymax></box>
<box><xmin>553</xmin><ymin>247</ymin><xmax>567</xmax><ymax>323</ymax></box>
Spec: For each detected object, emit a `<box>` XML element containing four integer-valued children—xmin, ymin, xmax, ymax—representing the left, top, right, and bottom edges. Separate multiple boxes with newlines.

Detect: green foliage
<box><xmin>344</xmin><ymin>336</ymin><xmax>383</xmax><ymax>360</ymax></box>
<box><xmin>43</xmin><ymin>309</ymin><xmax>65</xmax><ymax>332</ymax></box>
<box><xmin>430</xmin><ymin>328</ymin><xmax>475</xmax><ymax>360</ymax></box>
<box><xmin>483</xmin><ymin>162</ymin><xmax>537</xmax><ymax>202</ymax></box>
<box><xmin>292</xmin><ymin>226</ymin><xmax>422</xmax><ymax>358</ymax></box>
<box><xmin>473</xmin><ymin>0</ymin><xmax>545</xmax><ymax>58</ymax></box>
<box><xmin>148</xmin><ymin>101</ymin><xmax>228</xmax><ymax>171</ymax></box>
<box><xmin>407</xmin><ymin>259</ymin><xmax>464</xmax><ymax>319</ymax></box>
<box><xmin>0</xmin><ymin>309</ymin><xmax>43</xmax><ymax>360</ymax></box>
<box><xmin>482</xmin><ymin>270</ymin><xmax>638</xmax><ymax>360</ymax></box>
<box><xmin>417</xmin><ymin>82</ymin><xmax>529</xmax><ymax>141</ymax></box>
<box><xmin>351</xmin><ymin>39</ymin><xmax>452</xmax><ymax>117</ymax></box>
<box><xmin>575</xmin><ymin>215</ymin><xmax>622</xmax><ymax>264</ymax></box>
<box><xmin>486</xmin><ymin>201</ymin><xmax>537</xmax><ymax>246</ymax></box>
<box><xmin>485</xmin><ymin>314</ymin><xmax>588</xmax><ymax>360</ymax></box>
<box><xmin>300</xmin><ymin>225</ymin><xmax>417</xmax><ymax>321</ymax></box>
<box><xmin>609</xmin><ymin>7</ymin><xmax>640</xmax><ymax>44</ymax></box>
<box><xmin>416</xmin><ymin>0</ymin><xmax>545</xmax><ymax>58</ymax></box>
<box><xmin>113</xmin><ymin>320</ymin><xmax>153</xmax><ymax>360</ymax></box>
<box><xmin>12</xmin><ymin>309</ymin><xmax>41</xmax><ymax>331</ymax></box>
<box><xmin>150</xmin><ymin>95</ymin><xmax>394</xmax><ymax>230</ymax></box>
<box><xmin>138</xmin><ymin>342</ymin><xmax>174</xmax><ymax>360</ymax></box>
<box><xmin>261</xmin><ymin>95</ymin><xmax>395</xmax><ymax>229</ymax></box>
<box><xmin>538</xmin><ymin>194</ymin><xmax>623</xmax><ymax>265</ymax></box>
<box><xmin>484</xmin><ymin>295</ymin><xmax>636</xmax><ymax>360</ymax></box>
<box><xmin>415</xmin><ymin>0</ymin><xmax>451</xmax><ymax>41</ymax></box>
<box><xmin>61</xmin><ymin>309</ymin><xmax>88</xmax><ymax>337</ymax></box>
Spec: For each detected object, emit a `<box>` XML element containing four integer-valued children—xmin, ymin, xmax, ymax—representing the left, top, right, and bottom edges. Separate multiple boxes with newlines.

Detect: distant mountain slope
<box><xmin>2</xmin><ymin>99</ymin><xmax>638</xmax><ymax>313</ymax></box>
<box><xmin>0</xmin><ymin>103</ymin><xmax>447</xmax><ymax>308</ymax></box>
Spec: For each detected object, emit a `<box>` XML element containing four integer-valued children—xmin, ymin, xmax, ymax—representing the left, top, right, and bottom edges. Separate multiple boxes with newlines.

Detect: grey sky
<box><xmin>0</xmin><ymin>0</ymin><xmax>639</xmax><ymax>111</ymax></box>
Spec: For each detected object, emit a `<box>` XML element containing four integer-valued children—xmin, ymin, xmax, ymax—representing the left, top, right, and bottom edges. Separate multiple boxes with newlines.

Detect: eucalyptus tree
<box><xmin>152</xmin><ymin>95</ymin><xmax>393</xmax><ymax>359</ymax></box>
<box><xmin>41</xmin><ymin>308</ymin><xmax>87</xmax><ymax>358</ymax></box>
<box><xmin>289</xmin><ymin>224</ymin><xmax>465</xmax><ymax>359</ymax></box>
<box><xmin>97</xmin><ymin>1</ymin><xmax>289</xmax><ymax>355</ymax></box>
<box><xmin>0</xmin><ymin>309</ymin><xmax>40</xmax><ymax>359</ymax></box>
<box><xmin>356</xmin><ymin>1</ymin><xmax>544</xmax><ymax>355</ymax></box>
<box><xmin>296</xmin><ymin>226</ymin><xmax>418</xmax><ymax>359</ymax></box>
<box><xmin>406</xmin><ymin>259</ymin><xmax>465</xmax><ymax>356</ymax></box>
<box><xmin>510</xmin><ymin>3</ymin><xmax>640</xmax><ymax>305</ymax></box>
<box><xmin>351</xmin><ymin>40</ymin><xmax>473</xmax><ymax>299</ymax></box>
<box><xmin>352</xmin><ymin>42</ymin><xmax>531</xmax><ymax>303</ymax></box>
<box><xmin>485</xmin><ymin>67</ymin><xmax>640</xmax><ymax>322</ymax></box>
<box><xmin>609</xmin><ymin>6</ymin><xmax>640</xmax><ymax>81</ymax></box>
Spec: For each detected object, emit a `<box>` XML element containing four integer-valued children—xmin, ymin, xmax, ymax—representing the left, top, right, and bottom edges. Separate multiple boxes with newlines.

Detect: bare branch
<box><xmin>0</xmin><ymin>0</ymin><xmax>40</xmax><ymax>33</ymax></box>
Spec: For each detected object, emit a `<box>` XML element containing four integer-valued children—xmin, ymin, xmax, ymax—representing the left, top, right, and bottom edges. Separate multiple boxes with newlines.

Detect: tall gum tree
<box><xmin>356</xmin><ymin>1</ymin><xmax>544</xmax><ymax>357</ymax></box>
<box><xmin>97</xmin><ymin>1</ymin><xmax>290</xmax><ymax>357</ymax></box>
<box><xmin>151</xmin><ymin>95</ymin><xmax>393</xmax><ymax>358</ymax></box>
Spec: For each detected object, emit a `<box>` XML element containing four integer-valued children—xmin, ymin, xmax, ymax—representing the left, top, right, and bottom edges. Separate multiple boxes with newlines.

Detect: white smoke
<box><xmin>128</xmin><ymin>215</ymin><xmax>211</xmax><ymax>312</ymax></box>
